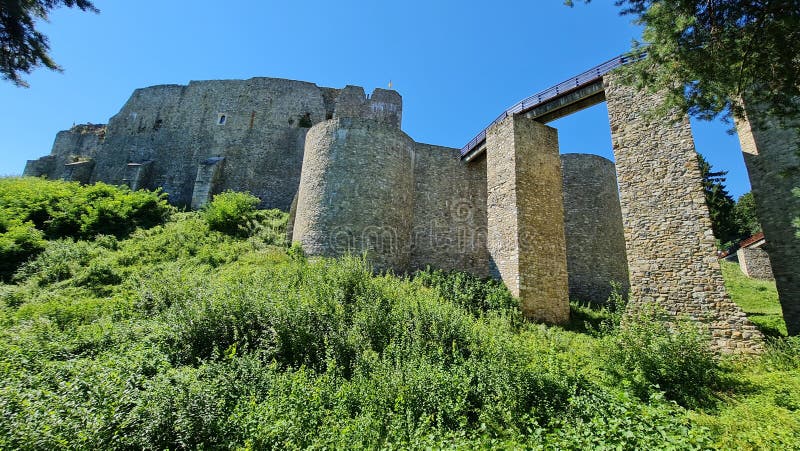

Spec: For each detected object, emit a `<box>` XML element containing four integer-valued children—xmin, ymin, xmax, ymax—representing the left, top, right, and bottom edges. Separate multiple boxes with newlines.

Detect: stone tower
<box><xmin>561</xmin><ymin>153</ymin><xmax>629</xmax><ymax>304</ymax></box>
<box><xmin>292</xmin><ymin>117</ymin><xmax>415</xmax><ymax>272</ymax></box>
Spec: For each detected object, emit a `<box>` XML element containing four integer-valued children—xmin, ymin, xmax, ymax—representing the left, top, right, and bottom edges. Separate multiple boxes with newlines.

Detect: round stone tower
<box><xmin>292</xmin><ymin>117</ymin><xmax>415</xmax><ymax>272</ymax></box>
<box><xmin>561</xmin><ymin>153</ymin><xmax>630</xmax><ymax>304</ymax></box>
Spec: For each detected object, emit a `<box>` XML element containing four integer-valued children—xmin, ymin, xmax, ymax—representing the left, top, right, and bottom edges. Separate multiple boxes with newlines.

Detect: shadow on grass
<box><xmin>563</xmin><ymin>301</ymin><xmax>615</xmax><ymax>335</ymax></box>
<box><xmin>748</xmin><ymin>314</ymin><xmax>788</xmax><ymax>337</ymax></box>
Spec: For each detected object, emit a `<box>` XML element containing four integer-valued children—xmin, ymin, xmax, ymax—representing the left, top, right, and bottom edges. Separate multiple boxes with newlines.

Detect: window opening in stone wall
<box><xmin>217</xmin><ymin>114</ymin><xmax>227</xmax><ymax>125</ymax></box>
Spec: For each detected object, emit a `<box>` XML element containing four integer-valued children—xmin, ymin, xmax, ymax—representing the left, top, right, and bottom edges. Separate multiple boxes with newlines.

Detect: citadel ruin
<box><xmin>24</xmin><ymin>56</ymin><xmax>800</xmax><ymax>351</ymax></box>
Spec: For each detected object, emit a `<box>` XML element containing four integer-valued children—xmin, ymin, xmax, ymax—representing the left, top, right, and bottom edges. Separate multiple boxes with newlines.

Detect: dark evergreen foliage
<box><xmin>697</xmin><ymin>154</ymin><xmax>740</xmax><ymax>246</ymax></box>
<box><xmin>567</xmin><ymin>0</ymin><xmax>800</xmax><ymax>124</ymax></box>
<box><xmin>734</xmin><ymin>192</ymin><xmax>762</xmax><ymax>237</ymax></box>
<box><xmin>0</xmin><ymin>0</ymin><xmax>98</xmax><ymax>86</ymax></box>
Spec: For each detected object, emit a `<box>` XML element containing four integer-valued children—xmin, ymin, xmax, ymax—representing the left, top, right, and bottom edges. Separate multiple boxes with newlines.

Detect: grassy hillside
<box><xmin>0</xmin><ymin>178</ymin><xmax>798</xmax><ymax>449</ymax></box>
<box><xmin>721</xmin><ymin>260</ymin><xmax>786</xmax><ymax>336</ymax></box>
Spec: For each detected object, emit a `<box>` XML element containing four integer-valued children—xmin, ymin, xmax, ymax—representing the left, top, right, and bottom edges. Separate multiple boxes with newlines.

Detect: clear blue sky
<box><xmin>0</xmin><ymin>0</ymin><xmax>751</xmax><ymax>199</ymax></box>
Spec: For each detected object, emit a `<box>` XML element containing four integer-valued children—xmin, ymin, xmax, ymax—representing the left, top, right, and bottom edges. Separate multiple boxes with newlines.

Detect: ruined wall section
<box><xmin>333</xmin><ymin>86</ymin><xmax>402</xmax><ymax>127</ymax></box>
<box><xmin>92</xmin><ymin>78</ymin><xmax>328</xmax><ymax>209</ymax></box>
<box><xmin>410</xmin><ymin>144</ymin><xmax>488</xmax><ymax>276</ymax></box>
<box><xmin>30</xmin><ymin>78</ymin><xmax>404</xmax><ymax>211</ymax></box>
<box><xmin>292</xmin><ymin>117</ymin><xmax>415</xmax><ymax>272</ymax></box>
<box><xmin>604</xmin><ymin>73</ymin><xmax>762</xmax><ymax>352</ymax></box>
<box><xmin>24</xmin><ymin>124</ymin><xmax>106</xmax><ymax>180</ymax></box>
<box><xmin>736</xmin><ymin>103</ymin><xmax>800</xmax><ymax>334</ymax></box>
<box><xmin>737</xmin><ymin>247</ymin><xmax>775</xmax><ymax>280</ymax></box>
<box><xmin>561</xmin><ymin>153</ymin><xmax>629</xmax><ymax>304</ymax></box>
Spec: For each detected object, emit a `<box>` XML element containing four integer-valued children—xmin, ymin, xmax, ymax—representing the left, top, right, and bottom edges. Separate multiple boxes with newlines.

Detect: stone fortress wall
<box><xmin>26</xmin><ymin>76</ymin><xmax>611</xmax><ymax>286</ymax></box>
<box><xmin>27</xmin><ymin>72</ymin><xmax>794</xmax><ymax>351</ymax></box>
<box><xmin>292</xmin><ymin>117</ymin><xmax>416</xmax><ymax>272</ymax></box>
<box><xmin>735</xmin><ymin>101</ymin><xmax>800</xmax><ymax>335</ymax></box>
<box><xmin>26</xmin><ymin>79</ymin><xmax>403</xmax><ymax>212</ymax></box>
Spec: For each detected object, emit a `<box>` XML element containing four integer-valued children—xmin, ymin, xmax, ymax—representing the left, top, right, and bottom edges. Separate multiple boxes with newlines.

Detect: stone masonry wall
<box><xmin>90</xmin><ymin>79</ymin><xmax>324</xmax><ymax>209</ymax></box>
<box><xmin>561</xmin><ymin>153</ymin><xmax>630</xmax><ymax>303</ymax></box>
<box><xmin>410</xmin><ymin>144</ymin><xmax>488</xmax><ymax>276</ymax></box>
<box><xmin>292</xmin><ymin>117</ymin><xmax>415</xmax><ymax>272</ymax></box>
<box><xmin>736</xmin><ymin>104</ymin><xmax>800</xmax><ymax>334</ymax></box>
<box><xmin>26</xmin><ymin>78</ymin><xmax>403</xmax><ymax>211</ymax></box>
<box><xmin>604</xmin><ymin>73</ymin><xmax>762</xmax><ymax>352</ymax></box>
<box><xmin>737</xmin><ymin>247</ymin><xmax>775</xmax><ymax>280</ymax></box>
<box><xmin>24</xmin><ymin>124</ymin><xmax>105</xmax><ymax>179</ymax></box>
<box><xmin>333</xmin><ymin>86</ymin><xmax>402</xmax><ymax>128</ymax></box>
<box><xmin>485</xmin><ymin>114</ymin><xmax>570</xmax><ymax>324</ymax></box>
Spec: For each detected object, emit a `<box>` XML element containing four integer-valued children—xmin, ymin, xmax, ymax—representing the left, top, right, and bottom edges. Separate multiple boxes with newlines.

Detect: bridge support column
<box><xmin>736</xmin><ymin>103</ymin><xmax>800</xmax><ymax>335</ymax></box>
<box><xmin>485</xmin><ymin>114</ymin><xmax>570</xmax><ymax>324</ymax></box>
<box><xmin>604</xmin><ymin>73</ymin><xmax>762</xmax><ymax>352</ymax></box>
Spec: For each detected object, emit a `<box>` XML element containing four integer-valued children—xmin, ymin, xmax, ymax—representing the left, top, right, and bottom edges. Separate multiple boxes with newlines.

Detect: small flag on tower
<box><xmin>388</xmin><ymin>80</ymin><xmax>393</xmax><ymax>89</ymax></box>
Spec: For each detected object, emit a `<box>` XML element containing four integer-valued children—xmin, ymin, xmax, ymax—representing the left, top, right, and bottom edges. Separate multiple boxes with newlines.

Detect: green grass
<box><xmin>721</xmin><ymin>260</ymin><xmax>787</xmax><ymax>336</ymax></box>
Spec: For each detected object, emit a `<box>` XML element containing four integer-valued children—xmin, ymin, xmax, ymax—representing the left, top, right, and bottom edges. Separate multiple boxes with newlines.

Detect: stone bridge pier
<box><xmin>604</xmin><ymin>73</ymin><xmax>762</xmax><ymax>351</ymax></box>
<box><xmin>736</xmin><ymin>103</ymin><xmax>800</xmax><ymax>335</ymax></box>
<box><xmin>485</xmin><ymin>115</ymin><xmax>570</xmax><ymax>324</ymax></box>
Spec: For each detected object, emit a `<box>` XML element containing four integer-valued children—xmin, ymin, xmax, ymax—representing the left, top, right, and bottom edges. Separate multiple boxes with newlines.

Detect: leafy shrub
<box><xmin>414</xmin><ymin>267</ymin><xmax>518</xmax><ymax>317</ymax></box>
<box><xmin>603</xmin><ymin>305</ymin><xmax>721</xmax><ymax>408</ymax></box>
<box><xmin>15</xmin><ymin>239</ymin><xmax>108</xmax><ymax>285</ymax></box>
<box><xmin>116</xmin><ymin>215</ymin><xmax>248</xmax><ymax>269</ymax></box>
<box><xmin>546</xmin><ymin>389</ymin><xmax>713</xmax><ymax>449</ymax></box>
<box><xmin>0</xmin><ymin>215</ymin><xmax>46</xmax><ymax>280</ymax></box>
<box><xmin>568</xmin><ymin>281</ymin><xmax>629</xmax><ymax>334</ymax></box>
<box><xmin>762</xmin><ymin>336</ymin><xmax>800</xmax><ymax>372</ymax></box>
<box><xmin>0</xmin><ymin>177</ymin><xmax>172</xmax><ymax>240</ymax></box>
<box><xmin>249</xmin><ymin>208</ymin><xmax>289</xmax><ymax>246</ymax></box>
<box><xmin>287</xmin><ymin>241</ymin><xmax>306</xmax><ymax>261</ymax></box>
<box><xmin>202</xmin><ymin>191</ymin><xmax>260</xmax><ymax>237</ymax></box>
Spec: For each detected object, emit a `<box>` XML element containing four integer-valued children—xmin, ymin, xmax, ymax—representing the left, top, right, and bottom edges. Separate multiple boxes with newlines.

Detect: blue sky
<box><xmin>0</xmin><ymin>0</ymin><xmax>751</xmax><ymax>199</ymax></box>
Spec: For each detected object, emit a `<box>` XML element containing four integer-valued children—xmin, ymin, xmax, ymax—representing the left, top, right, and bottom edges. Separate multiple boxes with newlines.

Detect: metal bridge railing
<box><xmin>459</xmin><ymin>53</ymin><xmax>637</xmax><ymax>159</ymax></box>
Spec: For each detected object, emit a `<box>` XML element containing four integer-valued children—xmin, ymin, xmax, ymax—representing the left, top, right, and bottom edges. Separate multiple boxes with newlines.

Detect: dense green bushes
<box><xmin>0</xmin><ymin>180</ymin><xmax>797</xmax><ymax>448</ymax></box>
<box><xmin>0</xmin><ymin>177</ymin><xmax>172</xmax><ymax>279</ymax></box>
<box><xmin>415</xmin><ymin>267</ymin><xmax>519</xmax><ymax>317</ymax></box>
<box><xmin>0</xmin><ymin>214</ymin><xmax>46</xmax><ymax>279</ymax></box>
<box><xmin>0</xmin><ymin>236</ymin><xmax>723</xmax><ymax>449</ymax></box>
<box><xmin>0</xmin><ymin>177</ymin><xmax>172</xmax><ymax>240</ymax></box>
<box><xmin>603</xmin><ymin>306</ymin><xmax>721</xmax><ymax>408</ymax></box>
<box><xmin>203</xmin><ymin>190</ymin><xmax>261</xmax><ymax>237</ymax></box>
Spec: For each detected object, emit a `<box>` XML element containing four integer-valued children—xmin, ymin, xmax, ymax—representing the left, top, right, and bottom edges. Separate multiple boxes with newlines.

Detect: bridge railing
<box><xmin>459</xmin><ymin>53</ymin><xmax>638</xmax><ymax>159</ymax></box>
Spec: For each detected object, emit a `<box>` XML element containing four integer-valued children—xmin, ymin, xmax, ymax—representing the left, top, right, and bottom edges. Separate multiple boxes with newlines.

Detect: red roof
<box><xmin>739</xmin><ymin>231</ymin><xmax>765</xmax><ymax>249</ymax></box>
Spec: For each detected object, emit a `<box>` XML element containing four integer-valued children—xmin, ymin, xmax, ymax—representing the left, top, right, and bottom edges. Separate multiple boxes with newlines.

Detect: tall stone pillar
<box><xmin>736</xmin><ymin>105</ymin><xmax>800</xmax><ymax>335</ymax></box>
<box><xmin>604</xmin><ymin>73</ymin><xmax>762</xmax><ymax>352</ymax></box>
<box><xmin>485</xmin><ymin>114</ymin><xmax>569</xmax><ymax>324</ymax></box>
